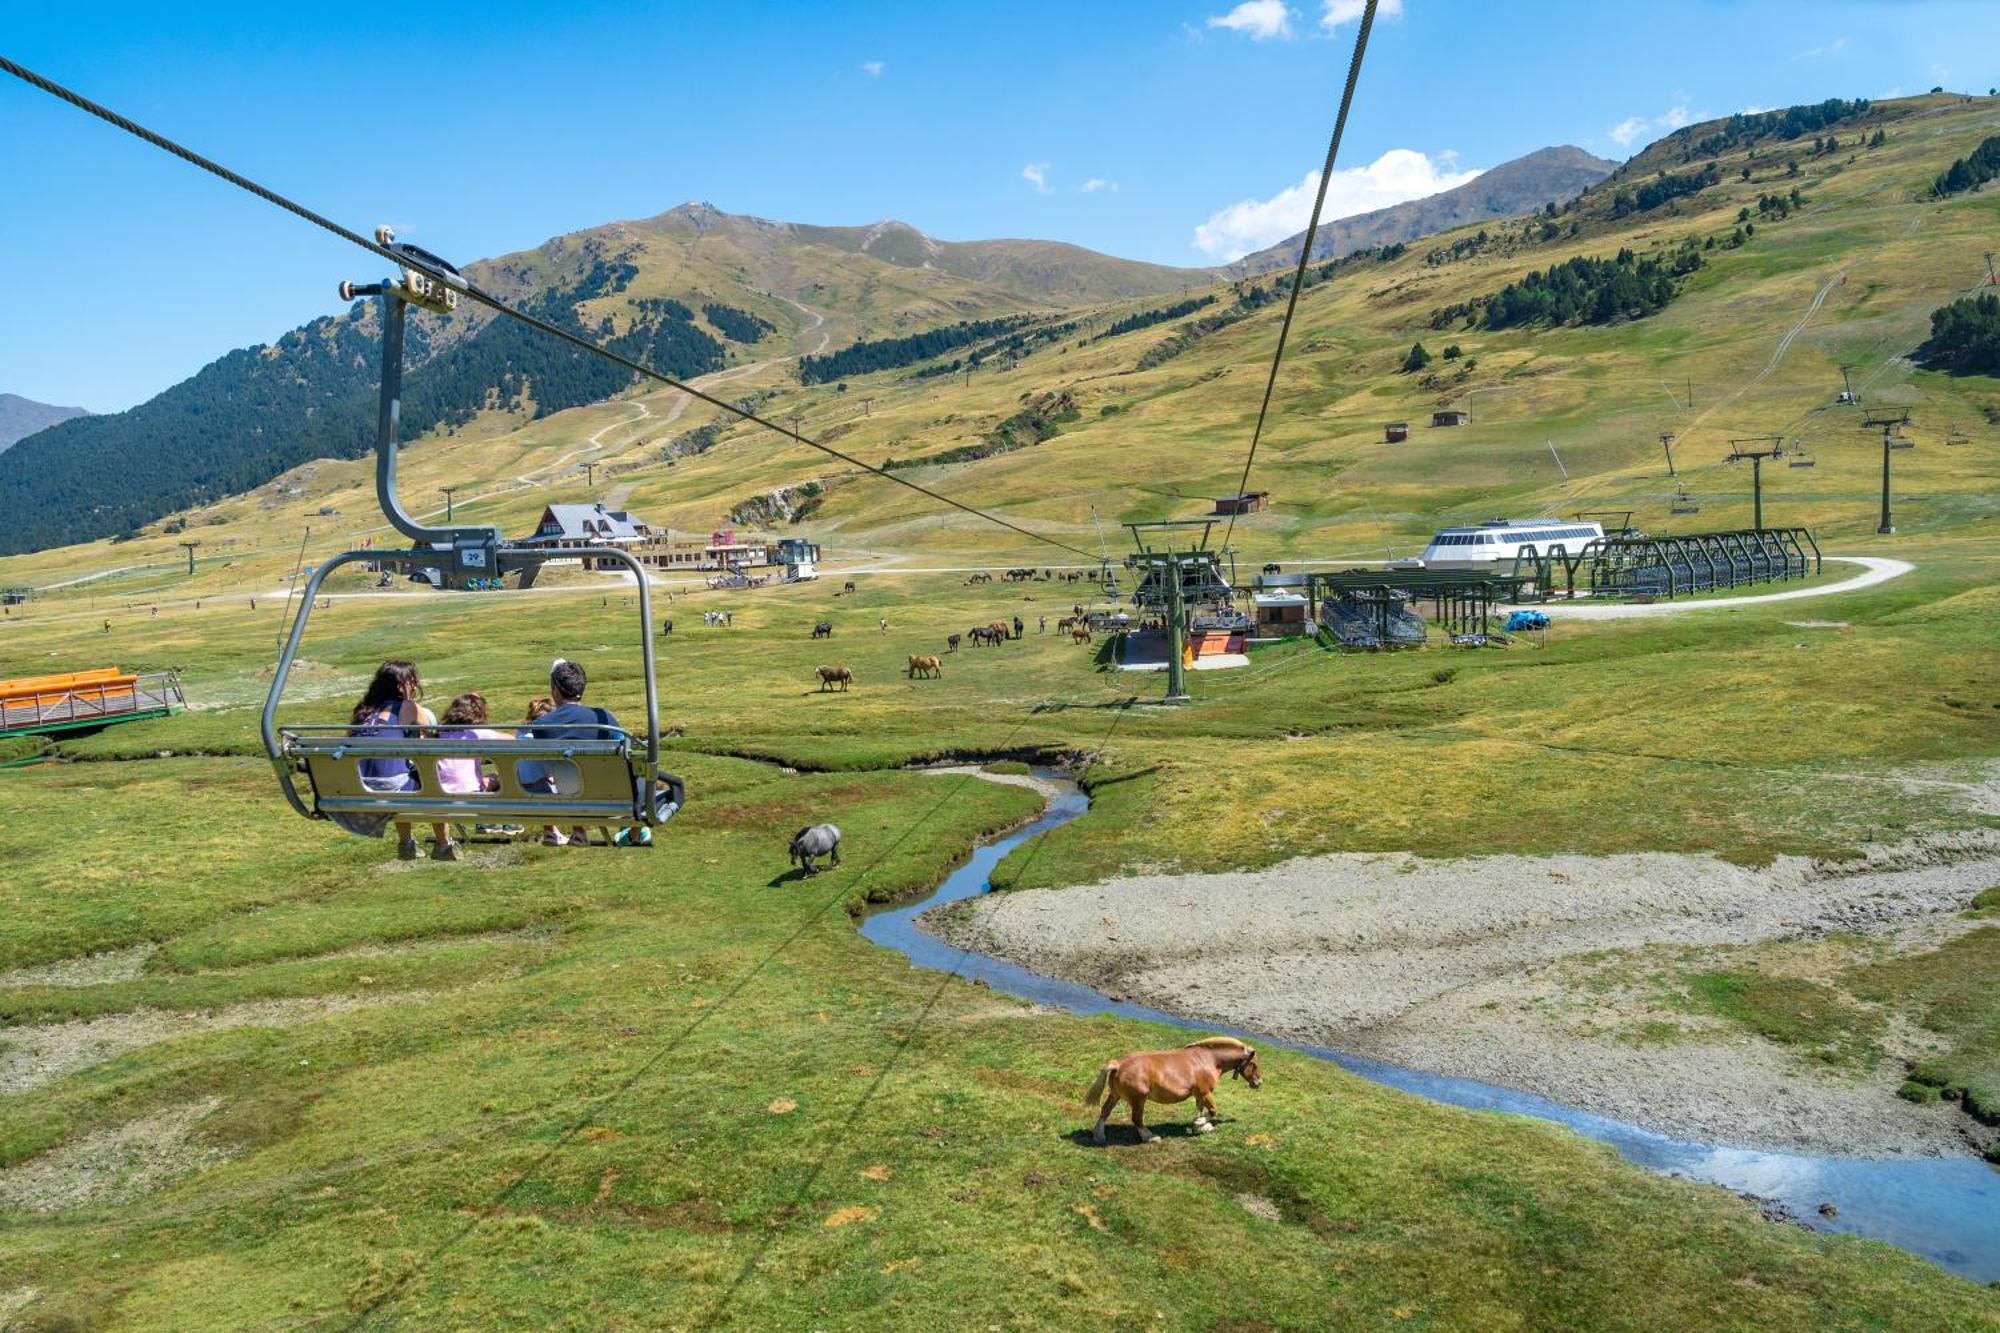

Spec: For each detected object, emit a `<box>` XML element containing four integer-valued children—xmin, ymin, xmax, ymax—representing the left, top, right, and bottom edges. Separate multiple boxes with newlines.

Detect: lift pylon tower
<box><xmin>1861</xmin><ymin>411</ymin><xmax>1913</xmax><ymax>534</ymax></box>
<box><xmin>177</xmin><ymin>540</ymin><xmax>201</xmax><ymax>575</ymax></box>
<box><xmin>1658</xmin><ymin>432</ymin><xmax>1678</xmax><ymax>477</ymax></box>
<box><xmin>1124</xmin><ymin>519</ymin><xmax>1240</xmax><ymax>704</ymax></box>
<box><xmin>1725</xmin><ymin>436</ymin><xmax>1789</xmax><ymax>531</ymax></box>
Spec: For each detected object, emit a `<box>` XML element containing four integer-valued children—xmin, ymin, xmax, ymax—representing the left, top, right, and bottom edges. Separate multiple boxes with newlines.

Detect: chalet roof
<box><xmin>528</xmin><ymin>502</ymin><xmax>645</xmax><ymax>543</ymax></box>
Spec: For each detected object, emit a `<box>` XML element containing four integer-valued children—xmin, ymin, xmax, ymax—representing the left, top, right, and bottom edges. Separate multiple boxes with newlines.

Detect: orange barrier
<box><xmin>0</xmin><ymin>666</ymin><xmax>183</xmax><ymax>739</ymax></box>
<box><xmin>0</xmin><ymin>667</ymin><xmax>137</xmax><ymax>707</ymax></box>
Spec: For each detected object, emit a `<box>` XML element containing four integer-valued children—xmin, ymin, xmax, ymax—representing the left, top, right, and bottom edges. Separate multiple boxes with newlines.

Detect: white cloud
<box><xmin>1607</xmin><ymin>117</ymin><xmax>1647</xmax><ymax>149</ymax></box>
<box><xmin>1791</xmin><ymin>36</ymin><xmax>1846</xmax><ymax>61</ymax></box>
<box><xmin>1192</xmin><ymin>147</ymin><xmax>1481</xmax><ymax>261</ymax></box>
<box><xmin>1320</xmin><ymin>0</ymin><xmax>1401</xmax><ymax>28</ymax></box>
<box><xmin>1081</xmin><ymin>178</ymin><xmax>1119</xmax><ymax>193</ymax></box>
<box><xmin>1607</xmin><ymin>103</ymin><xmax>1708</xmax><ymax>152</ymax></box>
<box><xmin>1208</xmin><ymin>0</ymin><xmax>1293</xmax><ymax>41</ymax></box>
<box><xmin>1021</xmin><ymin>162</ymin><xmax>1052</xmax><ymax>194</ymax></box>
<box><xmin>861</xmin><ymin>60</ymin><xmax>885</xmax><ymax>77</ymax></box>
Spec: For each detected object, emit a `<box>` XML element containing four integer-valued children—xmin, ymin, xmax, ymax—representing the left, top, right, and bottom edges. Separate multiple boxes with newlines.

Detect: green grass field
<box><xmin>2</xmin><ymin>93</ymin><xmax>1999</xmax><ymax>1327</ymax></box>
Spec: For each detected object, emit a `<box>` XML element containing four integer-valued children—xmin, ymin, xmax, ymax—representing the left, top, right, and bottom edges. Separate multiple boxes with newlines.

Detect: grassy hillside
<box><xmin>0</xmin><ymin>571</ymin><xmax>1996</xmax><ymax>1327</ymax></box>
<box><xmin>0</xmin><ymin>204</ymin><xmax>1200</xmax><ymax>556</ymax></box>
<box><xmin>1</xmin><ymin>94</ymin><xmax>1999</xmax><ymax>1327</ymax></box>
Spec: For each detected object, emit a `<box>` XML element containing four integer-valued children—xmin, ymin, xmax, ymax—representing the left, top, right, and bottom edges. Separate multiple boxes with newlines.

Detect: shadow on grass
<box><xmin>1061</xmin><ymin>1117</ymin><xmax>1234</xmax><ymax>1149</ymax></box>
<box><xmin>765</xmin><ymin>866</ymin><xmax>835</xmax><ymax>887</ymax></box>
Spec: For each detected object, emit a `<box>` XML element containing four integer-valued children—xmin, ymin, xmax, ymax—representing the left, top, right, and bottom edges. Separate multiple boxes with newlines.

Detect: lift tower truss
<box><xmin>1861</xmin><ymin>411</ymin><xmax>1913</xmax><ymax>535</ymax></box>
<box><xmin>1725</xmin><ymin>436</ymin><xmax>1789</xmax><ymax>531</ymax></box>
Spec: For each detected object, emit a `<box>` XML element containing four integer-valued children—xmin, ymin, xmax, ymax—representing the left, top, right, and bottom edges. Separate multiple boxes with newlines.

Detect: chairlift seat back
<box><xmin>281</xmin><ymin>726</ymin><xmax>671</xmax><ymax>827</ymax></box>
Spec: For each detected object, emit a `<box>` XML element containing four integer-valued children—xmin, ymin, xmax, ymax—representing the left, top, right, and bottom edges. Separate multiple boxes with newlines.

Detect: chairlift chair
<box><xmin>261</xmin><ymin>232</ymin><xmax>683</xmax><ymax>841</ymax></box>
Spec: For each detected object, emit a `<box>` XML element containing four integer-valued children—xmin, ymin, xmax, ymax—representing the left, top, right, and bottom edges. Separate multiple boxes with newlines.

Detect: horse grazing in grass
<box><xmin>1071</xmin><ymin>626</ymin><xmax>1093</xmax><ymax>645</ymax></box>
<box><xmin>815</xmin><ymin>665</ymin><xmax>853</xmax><ymax>691</ymax></box>
<box><xmin>1083</xmin><ymin>1037</ymin><xmax>1261</xmax><ymax>1145</ymax></box>
<box><xmin>907</xmin><ymin>654</ymin><xmax>942</xmax><ymax>679</ymax></box>
<box><xmin>812</xmin><ymin>621</ymin><xmax>833</xmax><ymax>639</ymax></box>
<box><xmin>789</xmin><ymin>823</ymin><xmax>841</xmax><ymax>873</ymax></box>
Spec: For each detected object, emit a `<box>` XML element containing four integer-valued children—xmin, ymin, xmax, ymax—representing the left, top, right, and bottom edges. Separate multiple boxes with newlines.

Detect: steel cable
<box><xmin>0</xmin><ymin>55</ymin><xmax>1097</xmax><ymax>560</ymax></box>
<box><xmin>1218</xmin><ymin>0</ymin><xmax>1379</xmax><ymax>554</ymax></box>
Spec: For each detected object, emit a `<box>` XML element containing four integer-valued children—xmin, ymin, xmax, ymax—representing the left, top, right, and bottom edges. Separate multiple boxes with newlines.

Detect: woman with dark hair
<box><xmin>350</xmin><ymin>659</ymin><xmax>450</xmax><ymax>860</ymax></box>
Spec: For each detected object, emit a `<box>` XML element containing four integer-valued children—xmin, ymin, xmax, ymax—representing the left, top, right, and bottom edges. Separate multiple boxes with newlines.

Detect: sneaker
<box><xmin>431</xmin><ymin>840</ymin><xmax>463</xmax><ymax>862</ymax></box>
<box><xmin>477</xmin><ymin>823</ymin><xmax>526</xmax><ymax>838</ymax></box>
<box><xmin>541</xmin><ymin>830</ymin><xmax>569</xmax><ymax>847</ymax></box>
<box><xmin>568</xmin><ymin>826</ymin><xmax>591</xmax><ymax>847</ymax></box>
<box><xmin>396</xmin><ymin>837</ymin><xmax>420</xmax><ymax>861</ymax></box>
<box><xmin>614</xmin><ymin>827</ymin><xmax>653</xmax><ymax>847</ymax></box>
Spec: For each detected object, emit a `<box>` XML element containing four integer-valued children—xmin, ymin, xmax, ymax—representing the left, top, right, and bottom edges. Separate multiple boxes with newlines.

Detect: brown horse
<box><xmin>1071</xmin><ymin>626</ymin><xmax>1093</xmax><ymax>645</ymax></box>
<box><xmin>906</xmin><ymin>654</ymin><xmax>942</xmax><ymax>679</ymax></box>
<box><xmin>1083</xmin><ymin>1037</ymin><xmax>1261</xmax><ymax>1145</ymax></box>
<box><xmin>815</xmin><ymin>665</ymin><xmax>853</xmax><ymax>691</ymax></box>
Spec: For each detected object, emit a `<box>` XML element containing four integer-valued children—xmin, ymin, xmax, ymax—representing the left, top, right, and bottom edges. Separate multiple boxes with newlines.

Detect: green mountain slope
<box><xmin>0</xmin><ymin>205</ymin><xmax>1199</xmax><ymax>556</ymax></box>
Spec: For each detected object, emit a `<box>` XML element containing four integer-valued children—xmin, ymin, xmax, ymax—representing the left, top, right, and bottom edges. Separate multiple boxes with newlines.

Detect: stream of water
<box><xmin>860</xmin><ymin>773</ymin><xmax>2000</xmax><ymax>1284</ymax></box>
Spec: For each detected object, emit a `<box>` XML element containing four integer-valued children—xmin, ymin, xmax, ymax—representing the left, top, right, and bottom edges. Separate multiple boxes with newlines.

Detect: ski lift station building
<box><xmin>1417</xmin><ymin>518</ymin><xmax>1606</xmax><ymax>569</ymax></box>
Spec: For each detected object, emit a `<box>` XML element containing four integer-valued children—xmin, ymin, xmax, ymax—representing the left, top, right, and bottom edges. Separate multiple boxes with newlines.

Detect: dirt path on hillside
<box><xmin>931</xmin><ymin>829</ymin><xmax>2000</xmax><ymax>1158</ymax></box>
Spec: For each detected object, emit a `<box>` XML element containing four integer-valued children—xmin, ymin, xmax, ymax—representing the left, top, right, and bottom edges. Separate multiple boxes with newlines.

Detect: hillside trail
<box><xmin>398</xmin><ymin>302</ymin><xmax>828</xmax><ymax>528</ymax></box>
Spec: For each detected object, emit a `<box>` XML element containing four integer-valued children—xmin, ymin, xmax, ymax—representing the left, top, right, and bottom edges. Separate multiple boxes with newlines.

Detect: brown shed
<box><xmin>1211</xmin><ymin>491</ymin><xmax>1270</xmax><ymax>516</ymax></box>
<box><xmin>1432</xmin><ymin>409</ymin><xmax>1470</xmax><ymax>427</ymax></box>
<box><xmin>1385</xmin><ymin>422</ymin><xmax>1409</xmax><ymax>442</ymax></box>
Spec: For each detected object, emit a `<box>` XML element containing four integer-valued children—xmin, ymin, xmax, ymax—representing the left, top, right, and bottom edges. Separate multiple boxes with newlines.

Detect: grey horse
<box><xmin>789</xmin><ymin>823</ymin><xmax>842</xmax><ymax>874</ymax></box>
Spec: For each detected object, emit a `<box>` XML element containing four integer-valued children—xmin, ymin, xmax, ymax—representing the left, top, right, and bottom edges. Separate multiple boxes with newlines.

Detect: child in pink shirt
<box><xmin>435</xmin><ymin>692</ymin><xmax>504</xmax><ymax>797</ymax></box>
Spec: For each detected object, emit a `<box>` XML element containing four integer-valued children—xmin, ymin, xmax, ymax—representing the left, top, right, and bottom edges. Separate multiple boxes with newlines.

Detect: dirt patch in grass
<box><xmin>0</xmin><ymin>1097</ymin><xmax>228</xmax><ymax>1212</ymax></box>
<box><xmin>0</xmin><ymin>991</ymin><xmax>433</xmax><ymax>1094</ymax></box>
<box><xmin>0</xmin><ymin>944</ymin><xmax>154</xmax><ymax>989</ymax></box>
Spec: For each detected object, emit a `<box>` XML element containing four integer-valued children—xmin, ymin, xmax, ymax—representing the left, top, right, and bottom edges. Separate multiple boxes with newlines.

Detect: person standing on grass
<box><xmin>350</xmin><ymin>659</ymin><xmax>452</xmax><ymax>861</ymax></box>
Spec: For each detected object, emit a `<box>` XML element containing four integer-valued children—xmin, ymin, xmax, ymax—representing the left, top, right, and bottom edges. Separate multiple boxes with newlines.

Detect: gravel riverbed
<box><xmin>929</xmin><ymin>830</ymin><xmax>2000</xmax><ymax>1157</ymax></box>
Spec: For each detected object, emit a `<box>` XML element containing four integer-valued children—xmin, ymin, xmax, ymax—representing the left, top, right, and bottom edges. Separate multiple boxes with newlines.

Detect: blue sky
<box><xmin>4</xmin><ymin>0</ymin><xmax>1995</xmax><ymax>411</ymax></box>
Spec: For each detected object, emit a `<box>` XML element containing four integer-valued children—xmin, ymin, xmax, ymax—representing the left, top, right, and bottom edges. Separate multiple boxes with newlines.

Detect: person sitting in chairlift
<box><xmin>521</xmin><ymin>658</ymin><xmax>638</xmax><ymax>847</ymax></box>
<box><xmin>350</xmin><ymin>658</ymin><xmax>452</xmax><ymax>861</ymax></box>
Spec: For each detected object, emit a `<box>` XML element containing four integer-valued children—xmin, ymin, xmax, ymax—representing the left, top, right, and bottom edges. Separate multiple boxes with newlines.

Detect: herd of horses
<box><xmin>967</xmin><ymin>568</ymin><xmax>1099</xmax><ymax>586</ymax></box>
<box><xmin>806</xmin><ymin>600</ymin><xmax>1105</xmax><ymax>692</ymax></box>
